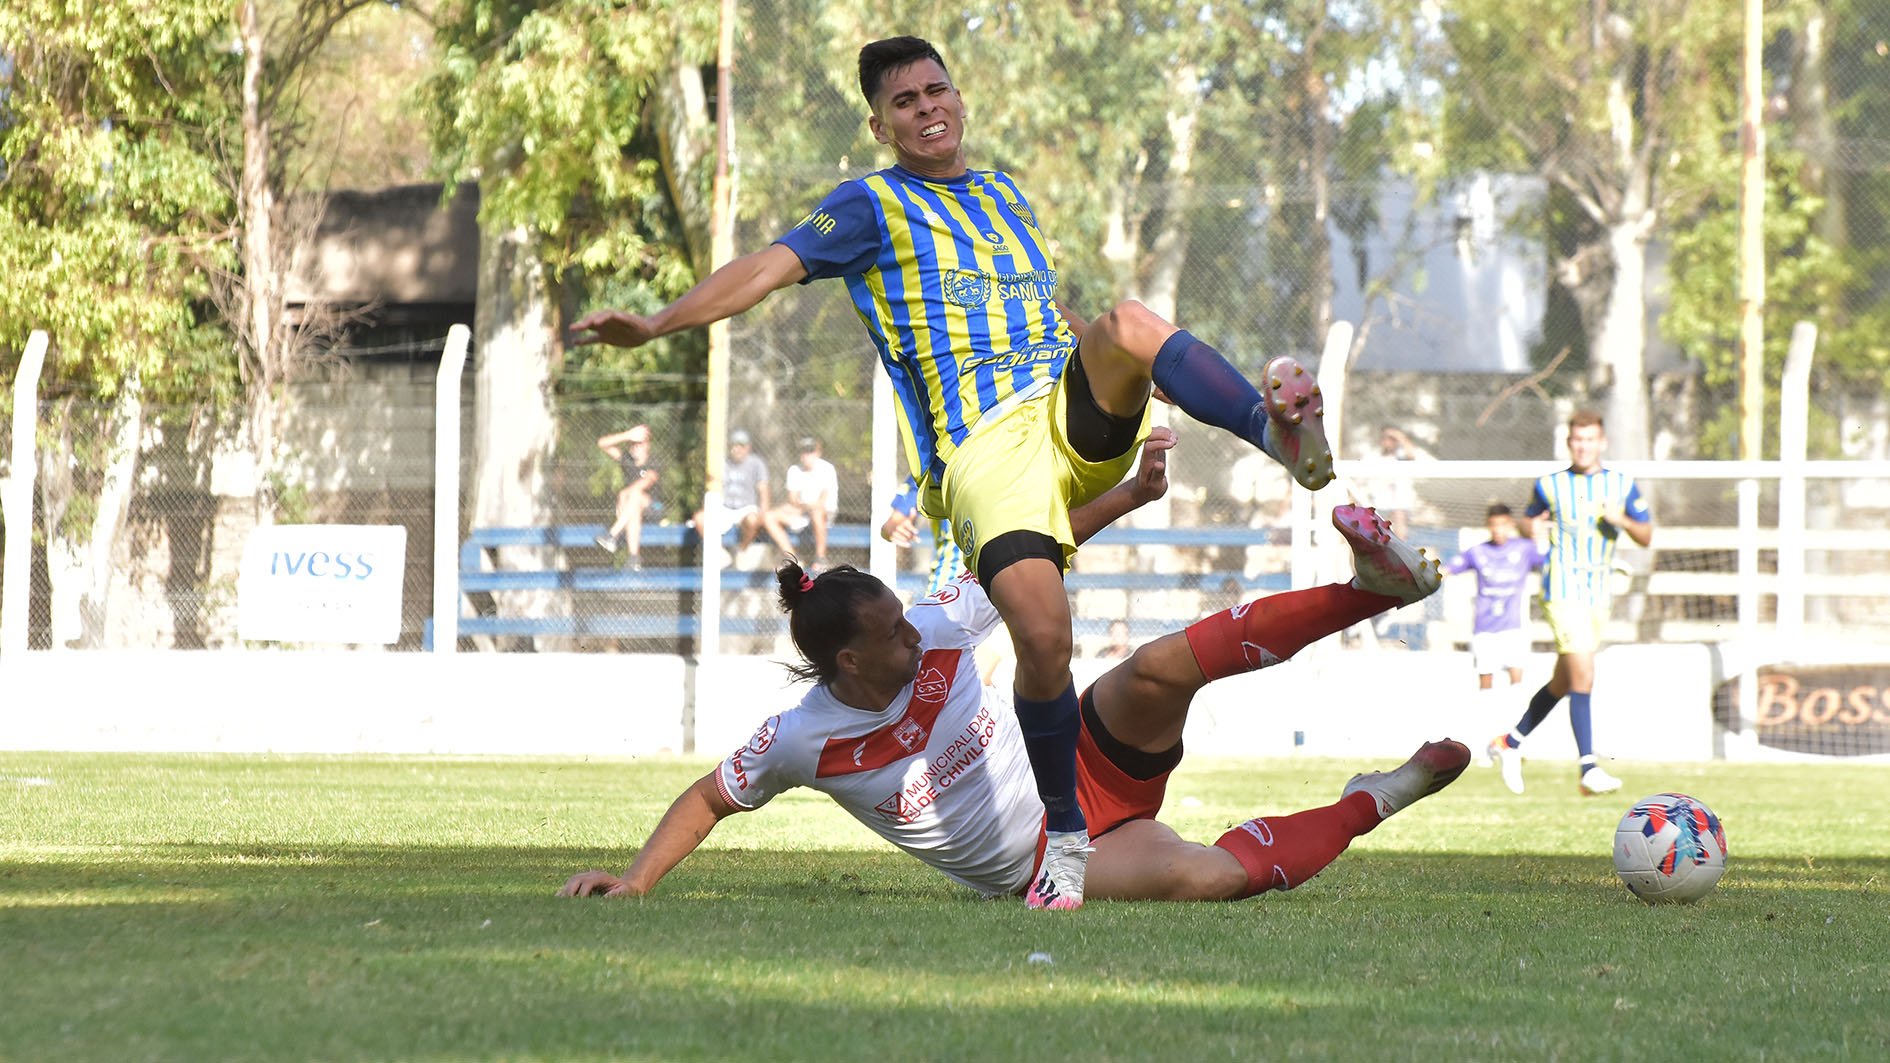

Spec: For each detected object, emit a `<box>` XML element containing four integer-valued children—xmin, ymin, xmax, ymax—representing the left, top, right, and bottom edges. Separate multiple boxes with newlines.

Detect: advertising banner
<box><xmin>1715</xmin><ymin>663</ymin><xmax>1890</xmax><ymax>756</ymax></box>
<box><xmin>238</xmin><ymin>525</ymin><xmax>407</xmax><ymax>645</ymax></box>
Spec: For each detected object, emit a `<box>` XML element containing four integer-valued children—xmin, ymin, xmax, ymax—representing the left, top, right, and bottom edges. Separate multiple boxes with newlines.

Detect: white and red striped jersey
<box><xmin>714</xmin><ymin>575</ymin><xmax>1042</xmax><ymax>896</ymax></box>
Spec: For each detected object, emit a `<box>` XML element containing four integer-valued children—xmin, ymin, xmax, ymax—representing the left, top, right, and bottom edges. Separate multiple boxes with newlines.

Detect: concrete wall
<box><xmin>1</xmin><ymin>644</ymin><xmax>1717</xmax><ymax>763</ymax></box>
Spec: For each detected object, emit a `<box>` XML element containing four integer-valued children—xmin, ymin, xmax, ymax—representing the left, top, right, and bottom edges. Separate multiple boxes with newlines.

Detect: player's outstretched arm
<box><xmin>570</xmin><ymin>244</ymin><xmax>809</xmax><ymax>351</ymax></box>
<box><xmin>1069</xmin><ymin>427</ymin><xmax>1175</xmax><ymax>545</ymax></box>
<box><xmin>558</xmin><ymin>771</ymin><xmax>743</xmax><ymax>898</ymax></box>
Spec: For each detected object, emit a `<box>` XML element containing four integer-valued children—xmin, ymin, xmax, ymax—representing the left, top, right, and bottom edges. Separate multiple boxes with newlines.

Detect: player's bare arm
<box><xmin>1069</xmin><ymin>427</ymin><xmax>1175</xmax><ymax>545</ymax></box>
<box><xmin>570</xmin><ymin>244</ymin><xmax>809</xmax><ymax>351</ymax></box>
<box><xmin>559</xmin><ymin>771</ymin><xmax>743</xmax><ymax>898</ymax></box>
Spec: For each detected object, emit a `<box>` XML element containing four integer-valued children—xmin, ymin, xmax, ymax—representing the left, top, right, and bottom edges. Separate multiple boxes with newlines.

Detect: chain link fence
<box><xmin>5</xmin><ymin>2</ymin><xmax>1890</xmax><ymax>658</ymax></box>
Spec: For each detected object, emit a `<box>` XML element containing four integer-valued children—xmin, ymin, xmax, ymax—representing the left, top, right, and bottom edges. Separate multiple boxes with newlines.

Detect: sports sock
<box><xmin>1513</xmin><ymin>684</ymin><xmax>1560</xmax><ymax>738</ymax></box>
<box><xmin>1151</xmin><ymin>330</ymin><xmax>1269</xmax><ymax>450</ymax></box>
<box><xmin>1212</xmin><ymin>792</ymin><xmax>1379</xmax><ymax>898</ymax></box>
<box><xmin>1185</xmin><ymin>584</ymin><xmax>1400</xmax><ymax>681</ymax></box>
<box><xmin>1013</xmin><ymin>681</ymin><xmax>1086</xmax><ymax>835</ymax></box>
<box><xmin>1569</xmin><ymin>692</ymin><xmax>1595</xmax><ymax>759</ymax></box>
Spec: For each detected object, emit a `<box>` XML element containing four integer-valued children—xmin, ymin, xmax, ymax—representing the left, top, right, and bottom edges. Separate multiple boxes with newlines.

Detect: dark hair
<box><xmin>1486</xmin><ymin>503</ymin><xmax>1513</xmax><ymax>519</ymax></box>
<box><xmin>1569</xmin><ymin>408</ymin><xmax>1604</xmax><ymax>431</ymax></box>
<box><xmin>858</xmin><ymin>36</ymin><xmax>949</xmax><ymax>104</ymax></box>
<box><xmin>775</xmin><ymin>561</ymin><xmax>888</xmax><ymax>683</ymax></box>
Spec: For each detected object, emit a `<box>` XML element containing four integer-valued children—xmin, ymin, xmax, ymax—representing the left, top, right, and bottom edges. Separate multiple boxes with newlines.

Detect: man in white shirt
<box><xmin>763</xmin><ymin>436</ymin><xmax>842</xmax><ymax>569</ymax></box>
<box><xmin>560</xmin><ymin>503</ymin><xmax>1466</xmax><ymax>906</ymax></box>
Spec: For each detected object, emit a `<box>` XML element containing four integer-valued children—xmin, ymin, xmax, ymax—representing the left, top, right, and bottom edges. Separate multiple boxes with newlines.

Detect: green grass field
<box><xmin>4</xmin><ymin>752</ymin><xmax>1886</xmax><ymax>1061</ymax></box>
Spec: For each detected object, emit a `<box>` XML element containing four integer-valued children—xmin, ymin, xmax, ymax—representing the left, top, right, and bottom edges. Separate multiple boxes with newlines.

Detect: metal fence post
<box><xmin>2</xmin><ymin>331</ymin><xmax>49</xmax><ymax>657</ymax></box>
<box><xmin>432</xmin><ymin>325</ymin><xmax>471</xmax><ymax>653</ymax></box>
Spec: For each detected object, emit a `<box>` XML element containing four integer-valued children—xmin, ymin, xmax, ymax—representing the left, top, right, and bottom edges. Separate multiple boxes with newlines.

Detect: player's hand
<box><xmin>570</xmin><ymin>309</ymin><xmax>658</xmax><ymax>350</ymax></box>
<box><xmin>880</xmin><ymin>511</ymin><xmax>918</xmax><ymax>546</ymax></box>
<box><xmin>1129</xmin><ymin>426</ymin><xmax>1177</xmax><ymax>505</ymax></box>
<box><xmin>559</xmin><ymin>870</ymin><xmax>630</xmax><ymax>898</ymax></box>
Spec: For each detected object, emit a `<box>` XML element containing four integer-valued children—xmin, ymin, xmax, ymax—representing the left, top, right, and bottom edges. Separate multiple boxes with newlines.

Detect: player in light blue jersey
<box><xmin>570</xmin><ymin>36</ymin><xmax>1340</xmax><ymax>911</ymax></box>
<box><xmin>1487</xmin><ymin>411</ymin><xmax>1652</xmax><ymax>796</ymax></box>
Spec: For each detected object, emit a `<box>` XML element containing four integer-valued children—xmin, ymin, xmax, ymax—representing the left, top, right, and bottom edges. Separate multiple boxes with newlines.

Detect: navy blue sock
<box><xmin>1514</xmin><ymin>684</ymin><xmax>1560</xmax><ymax>738</ymax></box>
<box><xmin>1151</xmin><ymin>330</ymin><xmax>1269</xmax><ymax>449</ymax></box>
<box><xmin>1013</xmin><ymin>681</ymin><xmax>1086</xmax><ymax>834</ymax></box>
<box><xmin>1569</xmin><ymin>692</ymin><xmax>1595</xmax><ymax>760</ymax></box>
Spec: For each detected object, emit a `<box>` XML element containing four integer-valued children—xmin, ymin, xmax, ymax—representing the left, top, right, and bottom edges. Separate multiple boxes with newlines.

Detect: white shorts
<box><xmin>1470</xmin><ymin>628</ymin><xmax>1530</xmax><ymax>675</ymax></box>
<box><xmin>776</xmin><ymin>506</ymin><xmax>835</xmax><ymax>534</ymax></box>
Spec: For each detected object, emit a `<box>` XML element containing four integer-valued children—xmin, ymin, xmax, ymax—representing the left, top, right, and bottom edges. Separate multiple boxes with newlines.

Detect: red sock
<box><xmin>1212</xmin><ymin>792</ymin><xmax>1380</xmax><ymax>898</ymax></box>
<box><xmin>1184</xmin><ymin>584</ymin><xmax>1400</xmax><ymax>681</ymax></box>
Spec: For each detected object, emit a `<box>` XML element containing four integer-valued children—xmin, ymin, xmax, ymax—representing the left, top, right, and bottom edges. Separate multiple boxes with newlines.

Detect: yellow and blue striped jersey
<box><xmin>1525</xmin><ymin>468</ymin><xmax>1650</xmax><ymax>604</ymax></box>
<box><xmin>891</xmin><ymin>477</ymin><xmax>966</xmax><ymax>594</ymax></box>
<box><xmin>775</xmin><ymin>165</ymin><xmax>1075</xmax><ymax>484</ymax></box>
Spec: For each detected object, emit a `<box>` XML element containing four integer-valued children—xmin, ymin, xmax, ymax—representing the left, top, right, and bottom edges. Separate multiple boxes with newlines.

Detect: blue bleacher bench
<box><xmin>431</xmin><ymin>522</ymin><xmax>1379</xmax><ymax>648</ymax></box>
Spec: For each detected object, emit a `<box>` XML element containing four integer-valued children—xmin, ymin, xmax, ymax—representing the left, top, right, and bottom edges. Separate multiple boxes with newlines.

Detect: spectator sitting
<box><xmin>763</xmin><ymin>436</ymin><xmax>840</xmax><ymax>570</ymax></box>
<box><xmin>594</xmin><ymin>423</ymin><xmax>659</xmax><ymax>569</ymax></box>
<box><xmin>690</xmin><ymin>429</ymin><xmax>771</xmax><ymax>565</ymax></box>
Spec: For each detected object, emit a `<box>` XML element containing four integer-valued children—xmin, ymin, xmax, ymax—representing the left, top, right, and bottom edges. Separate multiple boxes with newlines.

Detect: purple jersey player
<box><xmin>1443</xmin><ymin>503</ymin><xmax>1543</xmax><ymax>689</ymax></box>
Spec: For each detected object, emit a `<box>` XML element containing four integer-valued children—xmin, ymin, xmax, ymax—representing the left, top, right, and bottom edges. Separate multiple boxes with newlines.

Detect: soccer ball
<box><xmin>1612</xmin><ymin>792</ymin><xmax>1728</xmax><ymax>904</ymax></box>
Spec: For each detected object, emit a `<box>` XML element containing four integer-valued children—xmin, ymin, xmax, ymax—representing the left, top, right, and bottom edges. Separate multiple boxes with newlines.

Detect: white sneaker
<box><xmin>1488</xmin><ymin>735</ymin><xmax>1525</xmax><ymax>794</ymax></box>
<box><xmin>1258</xmin><ymin>356</ymin><xmax>1335</xmax><ymax>489</ymax></box>
<box><xmin>1025</xmin><ymin>829</ymin><xmax>1093</xmax><ymax>911</ymax></box>
<box><xmin>1343</xmin><ymin>739</ymin><xmax>1471</xmax><ymax>818</ymax></box>
<box><xmin>1332</xmin><ymin>505</ymin><xmax>1442</xmax><ymax>605</ymax></box>
<box><xmin>1579</xmin><ymin>765</ymin><xmax>1623</xmax><ymax>796</ymax></box>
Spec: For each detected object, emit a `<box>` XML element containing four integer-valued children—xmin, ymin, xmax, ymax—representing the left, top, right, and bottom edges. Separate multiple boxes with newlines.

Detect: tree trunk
<box><xmin>472</xmin><ymin>224</ymin><xmax>561</xmax><ymax>648</ymax></box>
<box><xmin>38</xmin><ymin>383</ymin><xmax>142</xmax><ymax>649</ymax></box>
<box><xmin>1593</xmin><ymin>215</ymin><xmax>1653</xmax><ymax>458</ymax></box>
<box><xmin>653</xmin><ymin>61</ymin><xmax>716</xmax><ymax>278</ymax></box>
<box><xmin>239</xmin><ymin>0</ymin><xmax>283</xmax><ymax>523</ymax></box>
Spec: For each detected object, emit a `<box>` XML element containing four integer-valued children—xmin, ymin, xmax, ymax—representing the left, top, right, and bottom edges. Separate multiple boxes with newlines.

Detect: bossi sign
<box><xmin>1714</xmin><ymin>662</ymin><xmax>1890</xmax><ymax>756</ymax></box>
<box><xmin>237</xmin><ymin>525</ymin><xmax>406</xmax><ymax>645</ymax></box>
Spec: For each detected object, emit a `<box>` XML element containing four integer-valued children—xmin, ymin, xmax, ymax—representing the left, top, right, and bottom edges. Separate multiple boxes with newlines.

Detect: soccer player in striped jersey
<box><xmin>570</xmin><ymin>36</ymin><xmax>1335</xmax><ymax>910</ymax></box>
<box><xmin>1487</xmin><ymin>410</ymin><xmax>1653</xmax><ymax>796</ymax></box>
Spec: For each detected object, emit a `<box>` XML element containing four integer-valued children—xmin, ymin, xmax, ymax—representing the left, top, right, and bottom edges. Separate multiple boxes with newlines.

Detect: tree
<box><xmin>1439</xmin><ymin>0</ymin><xmax>1744</xmax><ymax>458</ymax></box>
<box><xmin>423</xmin><ymin>0</ymin><xmax>717</xmax><ymax>641</ymax></box>
<box><xmin>0</xmin><ymin>1</ymin><xmax>236</xmax><ymax>647</ymax></box>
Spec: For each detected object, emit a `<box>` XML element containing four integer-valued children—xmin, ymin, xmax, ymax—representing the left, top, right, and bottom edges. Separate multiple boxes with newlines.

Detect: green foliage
<box><xmin>0</xmin><ymin>1</ymin><xmax>239</xmax><ymax>406</ymax></box>
<box><xmin>2</xmin><ymin>752</ymin><xmax>1886</xmax><ymax>1058</ymax></box>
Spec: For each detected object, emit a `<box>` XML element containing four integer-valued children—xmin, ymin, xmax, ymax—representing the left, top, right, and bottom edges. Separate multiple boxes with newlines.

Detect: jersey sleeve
<box><xmin>1622</xmin><ymin>479</ymin><xmax>1651</xmax><ymax>522</ymax></box>
<box><xmin>1444</xmin><ymin>549</ymin><xmax>1474</xmax><ymax>576</ymax></box>
<box><xmin>714</xmin><ymin>714</ymin><xmax>810</xmax><ymax>812</ymax></box>
<box><xmin>890</xmin><ymin>477</ymin><xmax>919</xmax><ymax>518</ymax></box>
<box><xmin>773</xmin><ymin>181</ymin><xmax>883</xmax><ymax>282</ymax></box>
<box><xmin>905</xmin><ymin>573</ymin><xmax>1003</xmax><ymax>649</ymax></box>
<box><xmin>1524</xmin><ymin>478</ymin><xmax>1550</xmax><ymax>519</ymax></box>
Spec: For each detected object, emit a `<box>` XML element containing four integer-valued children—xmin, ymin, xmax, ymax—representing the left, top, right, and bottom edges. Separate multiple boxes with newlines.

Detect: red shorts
<box><xmin>1022</xmin><ymin>688</ymin><xmax>1174</xmax><ymax>889</ymax></box>
<box><xmin>1076</xmin><ymin>700</ymin><xmax>1172</xmax><ymax>836</ymax></box>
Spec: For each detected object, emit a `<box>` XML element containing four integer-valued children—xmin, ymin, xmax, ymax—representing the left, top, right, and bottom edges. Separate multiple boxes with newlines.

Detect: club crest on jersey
<box><xmin>913</xmin><ymin>666</ymin><xmax>951</xmax><ymax>706</ymax></box>
<box><xmin>1006</xmin><ymin>200</ymin><xmax>1036</xmax><ymax>230</ymax></box>
<box><xmin>956</xmin><ymin>518</ymin><xmax>977</xmax><ymax>558</ymax></box>
<box><xmin>942</xmin><ymin>268</ymin><xmax>991</xmax><ymax>308</ymax></box>
<box><xmin>893</xmin><ymin>716</ymin><xmax>927</xmax><ymax>751</ymax></box>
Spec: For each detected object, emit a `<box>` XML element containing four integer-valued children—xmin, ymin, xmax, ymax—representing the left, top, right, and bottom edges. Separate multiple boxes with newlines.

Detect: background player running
<box><xmin>1488</xmin><ymin>410</ymin><xmax>1652</xmax><ymax>796</ymax></box>
<box><xmin>560</xmin><ymin>505</ymin><xmax>1458</xmax><ymax>906</ymax></box>
<box><xmin>572</xmin><ymin>36</ymin><xmax>1335</xmax><ymax>910</ymax></box>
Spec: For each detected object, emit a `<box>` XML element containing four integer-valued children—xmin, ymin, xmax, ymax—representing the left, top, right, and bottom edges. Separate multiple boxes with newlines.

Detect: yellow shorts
<box><xmin>1543</xmin><ymin>600</ymin><xmax>1607</xmax><ymax>655</ymax></box>
<box><xmin>922</xmin><ymin>371</ymin><xmax>1151</xmax><ymax>577</ymax></box>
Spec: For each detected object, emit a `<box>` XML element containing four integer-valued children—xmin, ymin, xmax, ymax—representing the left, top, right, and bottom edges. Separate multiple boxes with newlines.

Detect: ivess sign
<box><xmin>238</xmin><ymin>525</ymin><xmax>407</xmax><ymax>645</ymax></box>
